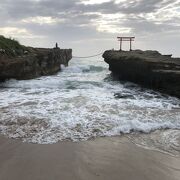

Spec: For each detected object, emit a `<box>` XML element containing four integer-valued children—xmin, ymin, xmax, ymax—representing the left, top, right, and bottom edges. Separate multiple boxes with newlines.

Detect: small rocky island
<box><xmin>0</xmin><ymin>35</ymin><xmax>72</xmax><ymax>81</ymax></box>
<box><xmin>103</xmin><ymin>50</ymin><xmax>180</xmax><ymax>98</ymax></box>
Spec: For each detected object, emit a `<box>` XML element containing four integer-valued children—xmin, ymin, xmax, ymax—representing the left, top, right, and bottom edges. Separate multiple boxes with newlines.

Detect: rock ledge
<box><xmin>103</xmin><ymin>50</ymin><xmax>180</xmax><ymax>98</ymax></box>
<box><xmin>0</xmin><ymin>47</ymin><xmax>72</xmax><ymax>81</ymax></box>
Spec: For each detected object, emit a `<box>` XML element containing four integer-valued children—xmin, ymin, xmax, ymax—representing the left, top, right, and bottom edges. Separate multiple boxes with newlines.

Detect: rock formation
<box><xmin>0</xmin><ymin>47</ymin><xmax>72</xmax><ymax>81</ymax></box>
<box><xmin>103</xmin><ymin>50</ymin><xmax>180</xmax><ymax>98</ymax></box>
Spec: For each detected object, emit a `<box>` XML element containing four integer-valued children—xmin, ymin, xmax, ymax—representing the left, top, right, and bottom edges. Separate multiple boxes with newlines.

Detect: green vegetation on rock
<box><xmin>0</xmin><ymin>35</ymin><xmax>27</xmax><ymax>57</ymax></box>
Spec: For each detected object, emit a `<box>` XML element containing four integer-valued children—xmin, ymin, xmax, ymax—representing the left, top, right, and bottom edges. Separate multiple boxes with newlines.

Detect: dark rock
<box><xmin>114</xmin><ymin>93</ymin><xmax>135</xmax><ymax>99</ymax></box>
<box><xmin>103</xmin><ymin>50</ymin><xmax>180</xmax><ymax>98</ymax></box>
<box><xmin>0</xmin><ymin>47</ymin><xmax>72</xmax><ymax>81</ymax></box>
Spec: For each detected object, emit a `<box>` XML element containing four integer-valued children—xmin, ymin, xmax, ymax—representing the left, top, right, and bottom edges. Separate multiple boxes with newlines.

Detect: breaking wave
<box><xmin>0</xmin><ymin>58</ymin><xmax>180</xmax><ymax>153</ymax></box>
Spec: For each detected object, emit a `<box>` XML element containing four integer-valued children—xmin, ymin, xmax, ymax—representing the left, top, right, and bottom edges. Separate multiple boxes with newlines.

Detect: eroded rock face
<box><xmin>0</xmin><ymin>47</ymin><xmax>72</xmax><ymax>81</ymax></box>
<box><xmin>103</xmin><ymin>50</ymin><xmax>180</xmax><ymax>98</ymax></box>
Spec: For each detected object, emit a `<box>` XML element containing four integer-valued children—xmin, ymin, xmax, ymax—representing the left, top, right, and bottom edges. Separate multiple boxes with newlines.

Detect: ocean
<box><xmin>0</xmin><ymin>58</ymin><xmax>180</xmax><ymax>155</ymax></box>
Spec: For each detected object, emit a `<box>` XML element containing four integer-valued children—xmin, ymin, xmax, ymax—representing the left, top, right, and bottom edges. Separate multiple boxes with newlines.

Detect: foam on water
<box><xmin>0</xmin><ymin>58</ymin><xmax>180</xmax><ymax>149</ymax></box>
<box><xmin>128</xmin><ymin>129</ymin><xmax>180</xmax><ymax>156</ymax></box>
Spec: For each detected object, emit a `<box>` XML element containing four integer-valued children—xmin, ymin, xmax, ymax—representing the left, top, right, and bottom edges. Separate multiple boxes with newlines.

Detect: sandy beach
<box><xmin>0</xmin><ymin>135</ymin><xmax>179</xmax><ymax>180</ymax></box>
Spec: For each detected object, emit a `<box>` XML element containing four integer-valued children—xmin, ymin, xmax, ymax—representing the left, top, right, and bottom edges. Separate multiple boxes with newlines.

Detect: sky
<box><xmin>0</xmin><ymin>0</ymin><xmax>180</xmax><ymax>56</ymax></box>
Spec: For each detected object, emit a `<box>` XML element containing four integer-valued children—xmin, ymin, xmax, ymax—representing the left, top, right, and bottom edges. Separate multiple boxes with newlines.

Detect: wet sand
<box><xmin>0</xmin><ymin>136</ymin><xmax>180</xmax><ymax>180</ymax></box>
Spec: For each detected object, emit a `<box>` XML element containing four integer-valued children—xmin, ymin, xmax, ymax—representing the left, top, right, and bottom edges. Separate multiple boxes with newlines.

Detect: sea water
<box><xmin>0</xmin><ymin>58</ymin><xmax>180</xmax><ymax>154</ymax></box>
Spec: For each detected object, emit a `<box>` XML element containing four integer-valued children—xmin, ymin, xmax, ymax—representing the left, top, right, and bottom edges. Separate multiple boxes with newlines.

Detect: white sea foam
<box><xmin>0</xmin><ymin>58</ymin><xmax>180</xmax><ymax>146</ymax></box>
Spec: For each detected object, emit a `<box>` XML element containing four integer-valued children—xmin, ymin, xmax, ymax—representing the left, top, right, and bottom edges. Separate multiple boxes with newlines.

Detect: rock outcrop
<box><xmin>0</xmin><ymin>47</ymin><xmax>72</xmax><ymax>81</ymax></box>
<box><xmin>103</xmin><ymin>50</ymin><xmax>180</xmax><ymax>98</ymax></box>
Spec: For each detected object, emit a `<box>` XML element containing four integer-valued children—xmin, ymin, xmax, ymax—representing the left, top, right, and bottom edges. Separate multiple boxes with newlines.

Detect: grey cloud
<box><xmin>0</xmin><ymin>0</ymin><xmax>179</xmax><ymax>56</ymax></box>
<box><xmin>79</xmin><ymin>0</ymin><xmax>166</xmax><ymax>14</ymax></box>
<box><xmin>0</xmin><ymin>0</ymin><xmax>168</xmax><ymax>20</ymax></box>
<box><xmin>1</xmin><ymin>0</ymin><xmax>179</xmax><ymax>33</ymax></box>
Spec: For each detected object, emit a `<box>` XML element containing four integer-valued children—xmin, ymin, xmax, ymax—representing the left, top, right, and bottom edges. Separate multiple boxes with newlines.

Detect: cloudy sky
<box><xmin>0</xmin><ymin>0</ymin><xmax>180</xmax><ymax>56</ymax></box>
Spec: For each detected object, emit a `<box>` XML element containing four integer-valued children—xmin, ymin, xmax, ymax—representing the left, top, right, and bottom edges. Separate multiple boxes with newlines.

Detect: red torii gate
<box><xmin>117</xmin><ymin>37</ymin><xmax>135</xmax><ymax>51</ymax></box>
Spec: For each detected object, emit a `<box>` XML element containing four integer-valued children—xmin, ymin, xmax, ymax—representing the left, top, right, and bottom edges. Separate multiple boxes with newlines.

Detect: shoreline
<box><xmin>0</xmin><ymin>135</ymin><xmax>180</xmax><ymax>180</ymax></box>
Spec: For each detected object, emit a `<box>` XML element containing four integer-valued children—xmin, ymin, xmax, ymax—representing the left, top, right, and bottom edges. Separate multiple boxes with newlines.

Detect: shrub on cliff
<box><xmin>0</xmin><ymin>35</ymin><xmax>27</xmax><ymax>57</ymax></box>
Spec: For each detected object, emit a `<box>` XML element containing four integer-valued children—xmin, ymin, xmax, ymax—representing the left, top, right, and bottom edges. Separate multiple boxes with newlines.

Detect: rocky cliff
<box><xmin>103</xmin><ymin>50</ymin><xmax>180</xmax><ymax>98</ymax></box>
<box><xmin>0</xmin><ymin>47</ymin><xmax>72</xmax><ymax>81</ymax></box>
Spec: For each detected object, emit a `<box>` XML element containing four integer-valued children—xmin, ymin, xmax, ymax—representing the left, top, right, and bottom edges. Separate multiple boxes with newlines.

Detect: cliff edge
<box><xmin>103</xmin><ymin>50</ymin><xmax>180</xmax><ymax>98</ymax></box>
<box><xmin>0</xmin><ymin>36</ymin><xmax>72</xmax><ymax>81</ymax></box>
